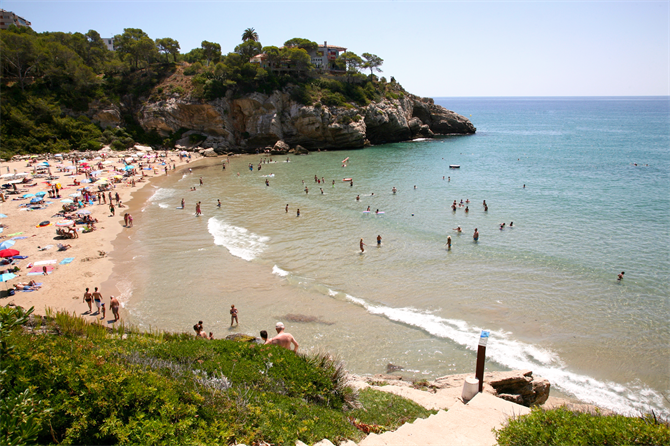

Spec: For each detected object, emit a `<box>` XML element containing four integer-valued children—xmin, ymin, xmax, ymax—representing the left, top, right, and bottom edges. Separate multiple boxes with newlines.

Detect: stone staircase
<box><xmin>358</xmin><ymin>392</ymin><xmax>530</xmax><ymax>446</ymax></box>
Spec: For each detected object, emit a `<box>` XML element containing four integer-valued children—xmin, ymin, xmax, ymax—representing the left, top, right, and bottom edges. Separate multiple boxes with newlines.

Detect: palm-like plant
<box><xmin>242</xmin><ymin>28</ymin><xmax>259</xmax><ymax>42</ymax></box>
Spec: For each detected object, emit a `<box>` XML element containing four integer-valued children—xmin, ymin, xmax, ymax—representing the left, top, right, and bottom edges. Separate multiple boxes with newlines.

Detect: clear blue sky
<box><xmin>4</xmin><ymin>0</ymin><xmax>669</xmax><ymax>97</ymax></box>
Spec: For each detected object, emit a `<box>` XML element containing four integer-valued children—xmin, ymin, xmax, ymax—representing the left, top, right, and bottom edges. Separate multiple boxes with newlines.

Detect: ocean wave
<box><xmin>272</xmin><ymin>265</ymin><xmax>289</xmax><ymax>277</ymax></box>
<box><xmin>158</xmin><ymin>203</ymin><xmax>170</xmax><ymax>209</ymax></box>
<box><xmin>148</xmin><ymin>187</ymin><xmax>177</xmax><ymax>203</ymax></box>
<box><xmin>207</xmin><ymin>217</ymin><xmax>269</xmax><ymax>261</ymax></box>
<box><xmin>114</xmin><ymin>279</ymin><xmax>133</xmax><ymax>309</ymax></box>
<box><xmin>342</xmin><ymin>293</ymin><xmax>667</xmax><ymax>416</ymax></box>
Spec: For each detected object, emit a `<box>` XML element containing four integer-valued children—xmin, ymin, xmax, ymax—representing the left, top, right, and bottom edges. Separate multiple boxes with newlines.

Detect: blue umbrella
<box><xmin>40</xmin><ymin>162</ymin><xmax>50</xmax><ymax>166</ymax></box>
<box><xmin>0</xmin><ymin>214</ymin><xmax>7</xmax><ymax>218</ymax></box>
<box><xmin>35</xmin><ymin>191</ymin><xmax>47</xmax><ymax>197</ymax></box>
<box><xmin>30</xmin><ymin>197</ymin><xmax>43</xmax><ymax>204</ymax></box>
<box><xmin>0</xmin><ymin>240</ymin><xmax>16</xmax><ymax>250</ymax></box>
<box><xmin>123</xmin><ymin>165</ymin><xmax>135</xmax><ymax>171</ymax></box>
<box><xmin>60</xmin><ymin>199</ymin><xmax>73</xmax><ymax>203</ymax></box>
<box><xmin>22</xmin><ymin>193</ymin><xmax>35</xmax><ymax>198</ymax></box>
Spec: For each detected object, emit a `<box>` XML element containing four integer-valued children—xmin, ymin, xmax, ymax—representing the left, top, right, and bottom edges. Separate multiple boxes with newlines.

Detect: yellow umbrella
<box><xmin>113</xmin><ymin>175</ymin><xmax>123</xmax><ymax>179</ymax></box>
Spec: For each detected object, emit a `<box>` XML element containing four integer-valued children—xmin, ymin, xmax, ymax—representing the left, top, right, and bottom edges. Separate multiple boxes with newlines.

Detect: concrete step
<box><xmin>359</xmin><ymin>392</ymin><xmax>530</xmax><ymax>446</ymax></box>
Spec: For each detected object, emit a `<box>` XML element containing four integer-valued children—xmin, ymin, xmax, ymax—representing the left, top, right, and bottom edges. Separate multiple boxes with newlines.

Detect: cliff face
<box><xmin>136</xmin><ymin>90</ymin><xmax>475</xmax><ymax>153</ymax></box>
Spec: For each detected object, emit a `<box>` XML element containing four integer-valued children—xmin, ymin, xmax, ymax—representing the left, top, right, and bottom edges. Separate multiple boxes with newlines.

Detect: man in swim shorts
<box><xmin>110</xmin><ymin>295</ymin><xmax>120</xmax><ymax>322</ymax></box>
<box><xmin>92</xmin><ymin>287</ymin><xmax>103</xmax><ymax>313</ymax></box>
<box><xmin>268</xmin><ymin>322</ymin><xmax>299</xmax><ymax>352</ymax></box>
<box><xmin>377</xmin><ymin>235</ymin><xmax>382</xmax><ymax>246</ymax></box>
<box><xmin>473</xmin><ymin>228</ymin><xmax>479</xmax><ymax>241</ymax></box>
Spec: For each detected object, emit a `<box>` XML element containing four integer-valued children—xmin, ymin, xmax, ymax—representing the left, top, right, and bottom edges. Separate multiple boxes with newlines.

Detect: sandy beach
<box><xmin>0</xmin><ymin>149</ymin><xmax>204</xmax><ymax>322</ymax></box>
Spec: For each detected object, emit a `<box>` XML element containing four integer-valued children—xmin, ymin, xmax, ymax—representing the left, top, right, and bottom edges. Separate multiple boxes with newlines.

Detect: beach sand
<box><xmin>0</xmin><ymin>150</ymin><xmax>204</xmax><ymax>322</ymax></box>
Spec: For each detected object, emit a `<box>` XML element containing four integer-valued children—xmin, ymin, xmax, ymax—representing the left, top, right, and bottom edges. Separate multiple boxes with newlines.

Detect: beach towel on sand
<box><xmin>28</xmin><ymin>265</ymin><xmax>54</xmax><ymax>275</ymax></box>
<box><xmin>34</xmin><ymin>260</ymin><xmax>57</xmax><ymax>266</ymax></box>
<box><xmin>59</xmin><ymin>257</ymin><xmax>75</xmax><ymax>265</ymax></box>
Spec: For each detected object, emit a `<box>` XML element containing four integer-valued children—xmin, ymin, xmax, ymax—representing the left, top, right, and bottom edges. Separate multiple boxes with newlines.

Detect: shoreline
<box><xmin>0</xmin><ymin>149</ymin><xmax>205</xmax><ymax>321</ymax></box>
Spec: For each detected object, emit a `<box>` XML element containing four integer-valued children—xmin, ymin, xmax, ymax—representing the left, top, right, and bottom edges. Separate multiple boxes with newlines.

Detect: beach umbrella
<box><xmin>76</xmin><ymin>209</ymin><xmax>91</xmax><ymax>215</ymax></box>
<box><xmin>35</xmin><ymin>191</ymin><xmax>47</xmax><ymax>197</ymax></box>
<box><xmin>0</xmin><ymin>214</ymin><xmax>6</xmax><ymax>218</ymax></box>
<box><xmin>22</xmin><ymin>193</ymin><xmax>35</xmax><ymax>198</ymax></box>
<box><xmin>65</xmin><ymin>166</ymin><xmax>76</xmax><ymax>170</ymax></box>
<box><xmin>60</xmin><ymin>199</ymin><xmax>73</xmax><ymax>203</ymax></box>
<box><xmin>123</xmin><ymin>165</ymin><xmax>135</xmax><ymax>171</ymax></box>
<box><xmin>55</xmin><ymin>220</ymin><xmax>74</xmax><ymax>227</ymax></box>
<box><xmin>69</xmin><ymin>193</ymin><xmax>81</xmax><ymax>197</ymax></box>
<box><xmin>54</xmin><ymin>154</ymin><xmax>63</xmax><ymax>157</ymax></box>
<box><xmin>30</xmin><ymin>198</ymin><xmax>43</xmax><ymax>204</ymax></box>
<box><xmin>81</xmin><ymin>179</ymin><xmax>92</xmax><ymax>183</ymax></box>
<box><xmin>0</xmin><ymin>249</ymin><xmax>19</xmax><ymax>258</ymax></box>
<box><xmin>40</xmin><ymin>162</ymin><xmax>49</xmax><ymax>166</ymax></box>
<box><xmin>0</xmin><ymin>241</ymin><xmax>16</xmax><ymax>250</ymax></box>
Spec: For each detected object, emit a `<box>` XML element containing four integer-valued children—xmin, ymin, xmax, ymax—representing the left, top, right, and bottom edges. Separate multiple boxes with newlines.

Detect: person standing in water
<box><xmin>473</xmin><ymin>228</ymin><xmax>479</xmax><ymax>241</ymax></box>
<box><xmin>360</xmin><ymin>238</ymin><xmax>366</xmax><ymax>252</ymax></box>
<box><xmin>446</xmin><ymin>235</ymin><xmax>452</xmax><ymax>249</ymax></box>
<box><xmin>195</xmin><ymin>201</ymin><xmax>201</xmax><ymax>216</ymax></box>
<box><xmin>285</xmin><ymin>204</ymin><xmax>289</xmax><ymax>213</ymax></box>
<box><xmin>181</xmin><ymin>198</ymin><xmax>185</xmax><ymax>209</ymax></box>
<box><xmin>296</xmin><ymin>209</ymin><xmax>300</xmax><ymax>217</ymax></box>
<box><xmin>618</xmin><ymin>271</ymin><xmax>625</xmax><ymax>281</ymax></box>
<box><xmin>377</xmin><ymin>235</ymin><xmax>382</xmax><ymax>246</ymax></box>
<box><xmin>230</xmin><ymin>305</ymin><xmax>239</xmax><ymax>326</ymax></box>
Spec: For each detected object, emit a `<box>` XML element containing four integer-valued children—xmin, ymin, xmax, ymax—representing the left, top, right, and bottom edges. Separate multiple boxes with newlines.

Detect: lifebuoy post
<box><xmin>475</xmin><ymin>330</ymin><xmax>490</xmax><ymax>393</ymax></box>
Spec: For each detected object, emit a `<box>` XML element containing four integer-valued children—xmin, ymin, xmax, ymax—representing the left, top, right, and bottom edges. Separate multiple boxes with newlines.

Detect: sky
<box><xmin>3</xmin><ymin>0</ymin><xmax>669</xmax><ymax>97</ymax></box>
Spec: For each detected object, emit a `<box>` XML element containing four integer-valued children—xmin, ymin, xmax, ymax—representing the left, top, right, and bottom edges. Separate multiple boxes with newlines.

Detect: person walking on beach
<box><xmin>230</xmin><ymin>305</ymin><xmax>238</xmax><ymax>326</ymax></box>
<box><xmin>109</xmin><ymin>203</ymin><xmax>115</xmax><ymax>216</ymax></box>
<box><xmin>92</xmin><ymin>287</ymin><xmax>103</xmax><ymax>314</ymax></box>
<box><xmin>83</xmin><ymin>287</ymin><xmax>92</xmax><ymax>313</ymax></box>
<box><xmin>360</xmin><ymin>238</ymin><xmax>366</xmax><ymax>253</ymax></box>
<box><xmin>110</xmin><ymin>296</ymin><xmax>120</xmax><ymax>322</ymax></box>
<box><xmin>473</xmin><ymin>228</ymin><xmax>479</xmax><ymax>241</ymax></box>
<box><xmin>268</xmin><ymin>322</ymin><xmax>299</xmax><ymax>352</ymax></box>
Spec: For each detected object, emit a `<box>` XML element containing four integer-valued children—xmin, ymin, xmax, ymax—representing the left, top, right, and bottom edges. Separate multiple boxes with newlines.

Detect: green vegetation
<box><xmin>1</xmin><ymin>24</ymin><xmax>402</xmax><ymax>157</ymax></box>
<box><xmin>0</xmin><ymin>306</ymin><xmax>434</xmax><ymax>445</ymax></box>
<box><xmin>495</xmin><ymin>406</ymin><xmax>670</xmax><ymax>446</ymax></box>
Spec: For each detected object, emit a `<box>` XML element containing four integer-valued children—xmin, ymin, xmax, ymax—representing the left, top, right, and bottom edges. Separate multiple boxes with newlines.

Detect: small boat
<box><xmin>343</xmin><ymin>178</ymin><xmax>352</xmax><ymax>181</ymax></box>
<box><xmin>449</xmin><ymin>165</ymin><xmax>460</xmax><ymax>169</ymax></box>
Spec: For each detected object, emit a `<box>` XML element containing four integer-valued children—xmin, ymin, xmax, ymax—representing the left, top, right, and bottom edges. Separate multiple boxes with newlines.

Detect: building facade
<box><xmin>0</xmin><ymin>9</ymin><xmax>31</xmax><ymax>30</ymax></box>
<box><xmin>250</xmin><ymin>41</ymin><xmax>347</xmax><ymax>73</ymax></box>
<box><xmin>102</xmin><ymin>37</ymin><xmax>115</xmax><ymax>51</ymax></box>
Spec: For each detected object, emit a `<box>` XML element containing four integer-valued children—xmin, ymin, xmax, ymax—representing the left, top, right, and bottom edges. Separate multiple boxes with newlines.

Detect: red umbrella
<box><xmin>0</xmin><ymin>249</ymin><xmax>20</xmax><ymax>258</ymax></box>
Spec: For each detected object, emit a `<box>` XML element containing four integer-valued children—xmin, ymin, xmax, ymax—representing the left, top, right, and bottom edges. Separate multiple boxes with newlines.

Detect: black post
<box><xmin>475</xmin><ymin>330</ymin><xmax>490</xmax><ymax>393</ymax></box>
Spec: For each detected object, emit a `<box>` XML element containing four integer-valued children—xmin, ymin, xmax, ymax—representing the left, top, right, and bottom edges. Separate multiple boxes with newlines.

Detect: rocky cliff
<box><xmin>136</xmin><ymin>89</ymin><xmax>475</xmax><ymax>154</ymax></box>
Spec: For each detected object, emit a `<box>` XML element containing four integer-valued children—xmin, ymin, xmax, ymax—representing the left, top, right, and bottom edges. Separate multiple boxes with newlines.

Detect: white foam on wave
<box><xmin>272</xmin><ymin>265</ymin><xmax>289</xmax><ymax>277</ymax></box>
<box><xmin>341</xmin><ymin>293</ymin><xmax>667</xmax><ymax>416</ymax></box>
<box><xmin>207</xmin><ymin>217</ymin><xmax>268</xmax><ymax>261</ymax></box>
<box><xmin>148</xmin><ymin>187</ymin><xmax>177</xmax><ymax>203</ymax></box>
<box><xmin>158</xmin><ymin>203</ymin><xmax>170</xmax><ymax>209</ymax></box>
<box><xmin>114</xmin><ymin>279</ymin><xmax>133</xmax><ymax>309</ymax></box>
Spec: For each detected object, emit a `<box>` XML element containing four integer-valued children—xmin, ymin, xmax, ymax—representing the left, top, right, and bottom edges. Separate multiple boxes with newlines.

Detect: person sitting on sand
<box><xmin>57</xmin><ymin>243</ymin><xmax>71</xmax><ymax>251</ymax></box>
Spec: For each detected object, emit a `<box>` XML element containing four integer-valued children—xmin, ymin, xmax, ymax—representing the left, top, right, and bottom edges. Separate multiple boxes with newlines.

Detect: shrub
<box><xmin>495</xmin><ymin>407</ymin><xmax>670</xmax><ymax>446</ymax></box>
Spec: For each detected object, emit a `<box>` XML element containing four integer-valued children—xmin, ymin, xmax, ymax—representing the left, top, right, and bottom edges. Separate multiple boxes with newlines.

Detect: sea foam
<box><xmin>342</xmin><ymin>293</ymin><xmax>667</xmax><ymax>416</ymax></box>
<box><xmin>272</xmin><ymin>265</ymin><xmax>289</xmax><ymax>277</ymax></box>
<box><xmin>207</xmin><ymin>217</ymin><xmax>268</xmax><ymax>261</ymax></box>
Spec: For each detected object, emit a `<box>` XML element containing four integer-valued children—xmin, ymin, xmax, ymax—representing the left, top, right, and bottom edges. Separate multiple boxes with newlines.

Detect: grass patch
<box><xmin>495</xmin><ymin>406</ymin><xmax>670</xmax><ymax>446</ymax></box>
<box><xmin>1</xmin><ymin>307</ymin><xmax>432</xmax><ymax>445</ymax></box>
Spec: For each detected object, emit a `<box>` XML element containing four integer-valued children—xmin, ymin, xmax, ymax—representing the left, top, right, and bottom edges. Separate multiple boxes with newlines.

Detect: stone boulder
<box><xmin>272</xmin><ymin>140</ymin><xmax>290</xmax><ymax>154</ymax></box>
<box><xmin>294</xmin><ymin>145</ymin><xmax>309</xmax><ymax>155</ymax></box>
<box><xmin>202</xmin><ymin>148</ymin><xmax>218</xmax><ymax>157</ymax></box>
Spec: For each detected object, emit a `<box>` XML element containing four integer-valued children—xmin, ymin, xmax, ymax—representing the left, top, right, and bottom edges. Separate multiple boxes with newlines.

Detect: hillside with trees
<box><xmin>1</xmin><ymin>26</ymin><xmax>473</xmax><ymax>159</ymax></box>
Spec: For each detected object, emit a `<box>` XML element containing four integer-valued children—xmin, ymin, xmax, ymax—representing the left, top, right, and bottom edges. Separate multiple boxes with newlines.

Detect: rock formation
<box><xmin>137</xmin><ymin>89</ymin><xmax>475</xmax><ymax>154</ymax></box>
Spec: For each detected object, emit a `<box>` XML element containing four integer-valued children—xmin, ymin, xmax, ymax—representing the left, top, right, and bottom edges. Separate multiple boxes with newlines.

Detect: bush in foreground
<box><xmin>1</xmin><ymin>307</ymin><xmax>434</xmax><ymax>445</ymax></box>
<box><xmin>495</xmin><ymin>406</ymin><xmax>670</xmax><ymax>446</ymax></box>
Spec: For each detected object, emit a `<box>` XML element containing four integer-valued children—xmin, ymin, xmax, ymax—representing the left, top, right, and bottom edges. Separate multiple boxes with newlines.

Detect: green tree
<box><xmin>114</xmin><ymin>28</ymin><xmax>158</xmax><ymax>68</ymax></box>
<box><xmin>241</xmin><ymin>27</ymin><xmax>259</xmax><ymax>42</ymax></box>
<box><xmin>280</xmin><ymin>47</ymin><xmax>312</xmax><ymax>75</ymax></box>
<box><xmin>235</xmin><ymin>40</ymin><xmax>262</xmax><ymax>61</ymax></box>
<box><xmin>261</xmin><ymin>45</ymin><xmax>281</xmax><ymax>72</ymax></box>
<box><xmin>0</xmin><ymin>30</ymin><xmax>42</xmax><ymax>91</ymax></box>
<box><xmin>339</xmin><ymin>51</ymin><xmax>362</xmax><ymax>83</ymax></box>
<box><xmin>201</xmin><ymin>40</ymin><xmax>221</xmax><ymax>66</ymax></box>
<box><xmin>284</xmin><ymin>37</ymin><xmax>318</xmax><ymax>53</ymax></box>
<box><xmin>84</xmin><ymin>30</ymin><xmax>111</xmax><ymax>71</ymax></box>
<box><xmin>361</xmin><ymin>53</ymin><xmax>383</xmax><ymax>78</ymax></box>
<box><xmin>156</xmin><ymin>37</ymin><xmax>180</xmax><ymax>63</ymax></box>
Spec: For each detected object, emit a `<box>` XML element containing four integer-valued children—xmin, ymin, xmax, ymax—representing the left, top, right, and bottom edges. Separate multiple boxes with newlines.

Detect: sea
<box><xmin>106</xmin><ymin>97</ymin><xmax>670</xmax><ymax>416</ymax></box>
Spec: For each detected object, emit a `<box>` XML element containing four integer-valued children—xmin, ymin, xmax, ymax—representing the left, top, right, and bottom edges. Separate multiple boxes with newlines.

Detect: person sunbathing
<box><xmin>57</xmin><ymin>243</ymin><xmax>71</xmax><ymax>251</ymax></box>
<box><xmin>14</xmin><ymin>281</ymin><xmax>41</xmax><ymax>290</ymax></box>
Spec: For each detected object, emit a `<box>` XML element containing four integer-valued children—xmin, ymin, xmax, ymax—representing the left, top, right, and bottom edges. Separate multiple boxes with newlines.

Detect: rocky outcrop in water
<box><xmin>138</xmin><ymin>90</ymin><xmax>475</xmax><ymax>153</ymax></box>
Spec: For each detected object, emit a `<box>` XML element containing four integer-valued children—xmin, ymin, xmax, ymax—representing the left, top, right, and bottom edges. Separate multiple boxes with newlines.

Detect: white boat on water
<box><xmin>449</xmin><ymin>165</ymin><xmax>460</xmax><ymax>169</ymax></box>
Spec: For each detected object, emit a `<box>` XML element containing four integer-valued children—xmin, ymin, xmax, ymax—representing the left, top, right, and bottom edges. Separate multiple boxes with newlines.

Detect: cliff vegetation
<box><xmin>1</xmin><ymin>26</ymin><xmax>474</xmax><ymax>159</ymax></box>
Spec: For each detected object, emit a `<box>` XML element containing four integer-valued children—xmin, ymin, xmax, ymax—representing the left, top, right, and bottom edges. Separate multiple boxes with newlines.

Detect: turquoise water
<box><xmin>110</xmin><ymin>97</ymin><xmax>669</xmax><ymax>415</ymax></box>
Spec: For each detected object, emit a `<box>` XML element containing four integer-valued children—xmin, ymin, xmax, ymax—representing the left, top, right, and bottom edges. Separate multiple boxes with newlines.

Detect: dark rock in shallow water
<box><xmin>386</xmin><ymin>363</ymin><xmax>404</xmax><ymax>372</ymax></box>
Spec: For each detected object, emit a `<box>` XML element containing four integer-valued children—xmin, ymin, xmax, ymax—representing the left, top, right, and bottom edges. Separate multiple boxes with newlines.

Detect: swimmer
<box><xmin>448</xmin><ymin>177</ymin><xmax>450</xmax><ymax>182</ymax></box>
<box><xmin>446</xmin><ymin>235</ymin><xmax>452</xmax><ymax>249</ymax></box>
<box><xmin>523</xmin><ymin>184</ymin><xmax>526</xmax><ymax>189</ymax></box>
<box><xmin>377</xmin><ymin>235</ymin><xmax>382</xmax><ymax>246</ymax></box>
<box><xmin>356</xmin><ymin>195</ymin><xmax>360</xmax><ymax>201</ymax></box>
<box><xmin>484</xmin><ymin>205</ymin><xmax>488</xmax><ymax>212</ymax></box>
<box><xmin>509</xmin><ymin>221</ymin><xmax>513</xmax><ymax>227</ymax></box>
<box><xmin>500</xmin><ymin>223</ymin><xmax>505</xmax><ymax>230</ymax></box>
<box><xmin>375</xmin><ymin>209</ymin><xmax>379</xmax><ymax>214</ymax></box>
<box><xmin>304</xmin><ymin>187</ymin><xmax>308</xmax><ymax>194</ymax></box>
<box><xmin>618</xmin><ymin>271</ymin><xmax>625</xmax><ymax>281</ymax></box>
<box><xmin>217</xmin><ymin>199</ymin><xmax>221</xmax><ymax>208</ymax></box>
<box><xmin>454</xmin><ymin>226</ymin><xmax>462</xmax><ymax>233</ymax></box>
<box><xmin>285</xmin><ymin>204</ymin><xmax>289</xmax><ymax>213</ymax></box>
<box><xmin>320</xmin><ymin>188</ymin><xmax>324</xmax><ymax>194</ymax></box>
<box><xmin>266</xmin><ymin>179</ymin><xmax>270</xmax><ymax>186</ymax></box>
<box><xmin>366</xmin><ymin>206</ymin><xmax>370</xmax><ymax>212</ymax></box>
<box><xmin>466</xmin><ymin>199</ymin><xmax>470</xmax><ymax>203</ymax></box>
<box><xmin>297</xmin><ymin>209</ymin><xmax>300</xmax><ymax>217</ymax></box>
<box><xmin>392</xmin><ymin>187</ymin><xmax>397</xmax><ymax>194</ymax></box>
<box><xmin>414</xmin><ymin>185</ymin><xmax>417</xmax><ymax>189</ymax></box>
<box><xmin>360</xmin><ymin>238</ymin><xmax>366</xmax><ymax>253</ymax></box>
<box><xmin>465</xmin><ymin>206</ymin><xmax>469</xmax><ymax>213</ymax></box>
